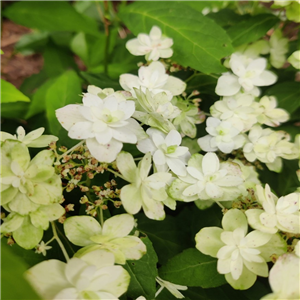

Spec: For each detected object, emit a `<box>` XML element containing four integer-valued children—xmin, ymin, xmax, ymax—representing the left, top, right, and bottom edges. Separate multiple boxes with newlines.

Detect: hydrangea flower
<box><xmin>137</xmin><ymin>128</ymin><xmax>190</xmax><ymax>176</ymax></box>
<box><xmin>1</xmin><ymin>140</ymin><xmax>62</xmax><ymax>215</ymax></box>
<box><xmin>119</xmin><ymin>61</ymin><xmax>186</xmax><ymax>100</ymax></box>
<box><xmin>254</xmin><ymin>96</ymin><xmax>289</xmax><ymax>127</ymax></box>
<box><xmin>195</xmin><ymin>209</ymin><xmax>286</xmax><ymax>290</ymax></box>
<box><xmin>155</xmin><ymin>277</ymin><xmax>187</xmax><ymax>299</ymax></box>
<box><xmin>210</xmin><ymin>93</ymin><xmax>257</xmax><ymax>132</ymax></box>
<box><xmin>243</xmin><ymin>125</ymin><xmax>298</xmax><ymax>172</ymax></box>
<box><xmin>63</xmin><ymin>214</ymin><xmax>146</xmax><ymax>264</ymax></box>
<box><xmin>117</xmin><ymin>152</ymin><xmax>173</xmax><ymax>220</ymax></box>
<box><xmin>215</xmin><ymin>53</ymin><xmax>277</xmax><ymax>97</ymax></box>
<box><xmin>0</xmin><ymin>203</ymin><xmax>64</xmax><ymax>249</ymax></box>
<box><xmin>288</xmin><ymin>50</ymin><xmax>300</xmax><ymax>69</ymax></box>
<box><xmin>126</xmin><ymin>26</ymin><xmax>173</xmax><ymax>61</ymax></box>
<box><xmin>55</xmin><ymin>87</ymin><xmax>145</xmax><ymax>163</ymax></box>
<box><xmin>172</xmin><ymin>97</ymin><xmax>205</xmax><ymax>138</ymax></box>
<box><xmin>169</xmin><ymin>153</ymin><xmax>244</xmax><ymax>202</ymax></box>
<box><xmin>245</xmin><ymin>184</ymin><xmax>300</xmax><ymax>234</ymax></box>
<box><xmin>197</xmin><ymin>117</ymin><xmax>246</xmax><ymax>154</ymax></box>
<box><xmin>261</xmin><ymin>251</ymin><xmax>300</xmax><ymax>299</ymax></box>
<box><xmin>133</xmin><ymin>89</ymin><xmax>180</xmax><ymax>133</ymax></box>
<box><xmin>0</xmin><ymin>126</ymin><xmax>58</xmax><ymax>148</ymax></box>
<box><xmin>269</xmin><ymin>28</ymin><xmax>289</xmax><ymax>69</ymax></box>
<box><xmin>26</xmin><ymin>250</ymin><xmax>130</xmax><ymax>300</ymax></box>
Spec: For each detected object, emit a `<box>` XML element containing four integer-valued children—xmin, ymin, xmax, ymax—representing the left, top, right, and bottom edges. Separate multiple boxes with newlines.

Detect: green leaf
<box><xmin>159</xmin><ymin>248</ymin><xmax>226</xmax><ymax>288</ymax></box>
<box><xmin>3</xmin><ymin>1</ymin><xmax>99</xmax><ymax>36</ymax></box>
<box><xmin>1</xmin><ymin>241</ymin><xmax>41</xmax><ymax>300</ymax></box>
<box><xmin>43</xmin><ymin>42</ymin><xmax>78</xmax><ymax>78</ymax></box>
<box><xmin>183</xmin><ymin>1</ymin><xmax>227</xmax><ymax>13</ymax></box>
<box><xmin>124</xmin><ymin>237</ymin><xmax>158</xmax><ymax>300</ymax></box>
<box><xmin>1</xmin><ymin>102</ymin><xmax>30</xmax><ymax>120</ymax></box>
<box><xmin>25</xmin><ymin>78</ymin><xmax>56</xmax><ymax>119</ymax></box>
<box><xmin>227</xmin><ymin>14</ymin><xmax>279</xmax><ymax>47</ymax></box>
<box><xmin>15</xmin><ymin>31</ymin><xmax>49</xmax><ymax>55</ymax></box>
<box><xmin>186</xmin><ymin>73</ymin><xmax>217</xmax><ymax>94</ymax></box>
<box><xmin>206</xmin><ymin>9</ymin><xmax>247</xmax><ymax>28</ymax></box>
<box><xmin>264</xmin><ymin>82</ymin><xmax>300</xmax><ymax>114</ymax></box>
<box><xmin>1</xmin><ymin>79</ymin><xmax>30</xmax><ymax>103</ymax></box>
<box><xmin>118</xmin><ymin>2</ymin><xmax>233</xmax><ymax>74</ymax></box>
<box><xmin>80</xmin><ymin>72</ymin><xmax>122</xmax><ymax>90</ymax></box>
<box><xmin>277</xmin><ymin>160</ymin><xmax>299</xmax><ymax>195</ymax></box>
<box><xmin>45</xmin><ymin>70</ymin><xmax>82</xmax><ymax>144</ymax></box>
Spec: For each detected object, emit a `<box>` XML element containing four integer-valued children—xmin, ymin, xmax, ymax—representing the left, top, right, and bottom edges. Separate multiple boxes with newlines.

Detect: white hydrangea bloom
<box><xmin>26</xmin><ymin>250</ymin><xmax>130</xmax><ymax>300</ymax></box>
<box><xmin>196</xmin><ymin>209</ymin><xmax>286</xmax><ymax>290</ymax></box>
<box><xmin>0</xmin><ymin>126</ymin><xmax>58</xmax><ymax>148</ymax></box>
<box><xmin>117</xmin><ymin>152</ymin><xmax>173</xmax><ymax>220</ymax></box>
<box><xmin>64</xmin><ymin>214</ymin><xmax>146</xmax><ymax>265</ymax></box>
<box><xmin>1</xmin><ymin>204</ymin><xmax>64</xmax><ymax>250</ymax></box>
<box><xmin>246</xmin><ymin>184</ymin><xmax>300</xmax><ymax>234</ymax></box>
<box><xmin>254</xmin><ymin>96</ymin><xmax>289</xmax><ymax>127</ymax></box>
<box><xmin>133</xmin><ymin>89</ymin><xmax>180</xmax><ymax>133</ymax></box>
<box><xmin>1</xmin><ymin>140</ymin><xmax>62</xmax><ymax>215</ymax></box>
<box><xmin>269</xmin><ymin>28</ymin><xmax>289</xmax><ymax>69</ymax></box>
<box><xmin>56</xmin><ymin>87</ymin><xmax>145</xmax><ymax>163</ymax></box>
<box><xmin>210</xmin><ymin>93</ymin><xmax>257</xmax><ymax>132</ymax></box>
<box><xmin>169</xmin><ymin>153</ymin><xmax>244</xmax><ymax>202</ymax></box>
<box><xmin>137</xmin><ymin>128</ymin><xmax>190</xmax><ymax>176</ymax></box>
<box><xmin>215</xmin><ymin>53</ymin><xmax>277</xmax><ymax>97</ymax></box>
<box><xmin>155</xmin><ymin>277</ymin><xmax>187</xmax><ymax>299</ymax></box>
<box><xmin>197</xmin><ymin>117</ymin><xmax>246</xmax><ymax>154</ymax></box>
<box><xmin>288</xmin><ymin>50</ymin><xmax>300</xmax><ymax>69</ymax></box>
<box><xmin>243</xmin><ymin>125</ymin><xmax>298</xmax><ymax>172</ymax></box>
<box><xmin>119</xmin><ymin>61</ymin><xmax>186</xmax><ymax>100</ymax></box>
<box><xmin>126</xmin><ymin>26</ymin><xmax>173</xmax><ymax>61</ymax></box>
<box><xmin>261</xmin><ymin>252</ymin><xmax>300</xmax><ymax>300</ymax></box>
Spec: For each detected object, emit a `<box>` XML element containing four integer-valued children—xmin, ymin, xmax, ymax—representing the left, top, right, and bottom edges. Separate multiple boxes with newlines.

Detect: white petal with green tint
<box><xmin>222</xmin><ymin>209</ymin><xmax>248</xmax><ymax>235</ymax></box>
<box><xmin>245</xmin><ymin>209</ymin><xmax>278</xmax><ymax>234</ymax></box>
<box><xmin>102</xmin><ymin>214</ymin><xmax>135</xmax><ymax>238</ymax></box>
<box><xmin>120</xmin><ymin>184</ymin><xmax>143</xmax><ymax>215</ymax></box>
<box><xmin>39</xmin><ymin>203</ymin><xmax>65</xmax><ymax>221</ymax></box>
<box><xmin>116</xmin><ymin>152</ymin><xmax>138</xmax><ymax>183</ymax></box>
<box><xmin>64</xmin><ymin>216</ymin><xmax>102</xmax><ymax>246</ymax></box>
<box><xmin>225</xmin><ymin>265</ymin><xmax>256</xmax><ymax>290</ymax></box>
<box><xmin>0</xmin><ymin>212</ymin><xmax>24</xmax><ymax>233</ymax></box>
<box><xmin>30</xmin><ymin>209</ymin><xmax>49</xmax><ymax>230</ymax></box>
<box><xmin>195</xmin><ymin>227</ymin><xmax>225</xmax><ymax>258</ymax></box>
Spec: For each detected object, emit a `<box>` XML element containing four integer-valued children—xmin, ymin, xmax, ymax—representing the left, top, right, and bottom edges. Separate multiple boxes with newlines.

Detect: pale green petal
<box><xmin>243</xmin><ymin>260</ymin><xmax>268</xmax><ymax>277</ymax></box>
<box><xmin>30</xmin><ymin>209</ymin><xmax>49</xmax><ymax>230</ymax></box>
<box><xmin>245</xmin><ymin>230</ymin><xmax>272</xmax><ymax>248</ymax></box>
<box><xmin>222</xmin><ymin>209</ymin><xmax>248</xmax><ymax>235</ymax></box>
<box><xmin>245</xmin><ymin>209</ymin><xmax>278</xmax><ymax>233</ymax></box>
<box><xmin>80</xmin><ymin>249</ymin><xmax>115</xmax><ymax>269</ymax></box>
<box><xmin>187</xmin><ymin>153</ymin><xmax>203</xmax><ymax>169</ymax></box>
<box><xmin>111</xmin><ymin>236</ymin><xmax>147</xmax><ymax>261</ymax></box>
<box><xmin>120</xmin><ymin>184</ymin><xmax>142</xmax><ymax>215</ymax></box>
<box><xmin>0</xmin><ymin>212</ymin><xmax>24</xmax><ymax>233</ymax></box>
<box><xmin>64</xmin><ymin>216</ymin><xmax>102</xmax><ymax>246</ymax></box>
<box><xmin>116</xmin><ymin>152</ymin><xmax>138</xmax><ymax>183</ymax></box>
<box><xmin>195</xmin><ymin>199</ymin><xmax>214</xmax><ymax>210</ymax></box>
<box><xmin>163</xmin><ymin>196</ymin><xmax>177</xmax><ymax>210</ymax></box>
<box><xmin>195</xmin><ymin>227</ymin><xmax>225</xmax><ymax>258</ymax></box>
<box><xmin>141</xmin><ymin>189</ymin><xmax>165</xmax><ymax>220</ymax></box>
<box><xmin>138</xmin><ymin>152</ymin><xmax>152</xmax><ymax>180</ymax></box>
<box><xmin>22</xmin><ymin>127</ymin><xmax>44</xmax><ymax>143</ymax></box>
<box><xmin>0</xmin><ymin>186</ymin><xmax>18</xmax><ymax>205</ymax></box>
<box><xmin>102</xmin><ymin>214</ymin><xmax>134</xmax><ymax>238</ymax></box>
<box><xmin>168</xmin><ymin>178</ymin><xmax>198</xmax><ymax>202</ymax></box>
<box><xmin>25</xmin><ymin>164</ymin><xmax>54</xmax><ymax>182</ymax></box>
<box><xmin>25</xmin><ymin>260</ymin><xmax>70</xmax><ymax>299</ymax></box>
<box><xmin>225</xmin><ymin>265</ymin><xmax>256</xmax><ymax>290</ymax></box>
<box><xmin>27</xmin><ymin>135</ymin><xmax>58</xmax><ymax>148</ymax></box>
<box><xmin>30</xmin><ymin>149</ymin><xmax>55</xmax><ymax>166</ymax></box>
<box><xmin>39</xmin><ymin>203</ymin><xmax>65</xmax><ymax>221</ymax></box>
<box><xmin>5</xmin><ymin>192</ymin><xmax>39</xmax><ymax>215</ymax></box>
<box><xmin>13</xmin><ymin>216</ymin><xmax>43</xmax><ymax>249</ymax></box>
<box><xmin>258</xmin><ymin>233</ymin><xmax>287</xmax><ymax>262</ymax></box>
<box><xmin>64</xmin><ymin>257</ymin><xmax>87</xmax><ymax>286</ymax></box>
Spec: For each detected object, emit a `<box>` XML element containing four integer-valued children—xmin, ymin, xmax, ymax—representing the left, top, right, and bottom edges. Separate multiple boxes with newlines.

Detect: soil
<box><xmin>1</xmin><ymin>19</ymin><xmax>44</xmax><ymax>88</ymax></box>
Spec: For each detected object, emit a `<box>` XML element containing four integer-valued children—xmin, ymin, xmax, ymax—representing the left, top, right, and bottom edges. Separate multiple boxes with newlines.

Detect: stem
<box><xmin>106</xmin><ymin>168</ymin><xmax>127</xmax><ymax>181</ymax></box>
<box><xmin>51</xmin><ymin>222</ymin><xmax>70</xmax><ymax>262</ymax></box>
<box><xmin>45</xmin><ymin>236</ymin><xmax>56</xmax><ymax>246</ymax></box>
<box><xmin>98</xmin><ymin>207</ymin><xmax>104</xmax><ymax>227</ymax></box>
<box><xmin>155</xmin><ymin>286</ymin><xmax>165</xmax><ymax>298</ymax></box>
<box><xmin>57</xmin><ymin>140</ymin><xmax>84</xmax><ymax>160</ymax></box>
<box><xmin>185</xmin><ymin>72</ymin><xmax>197</xmax><ymax>83</ymax></box>
<box><xmin>103</xmin><ymin>1</ymin><xmax>110</xmax><ymax>75</ymax></box>
<box><xmin>216</xmin><ymin>201</ymin><xmax>225</xmax><ymax>210</ymax></box>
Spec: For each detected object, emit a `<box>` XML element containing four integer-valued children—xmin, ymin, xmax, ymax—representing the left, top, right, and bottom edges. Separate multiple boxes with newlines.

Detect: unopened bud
<box><xmin>66</xmin><ymin>183</ymin><xmax>75</xmax><ymax>192</ymax></box>
<box><xmin>79</xmin><ymin>185</ymin><xmax>89</xmax><ymax>192</ymax></box>
<box><xmin>7</xmin><ymin>237</ymin><xmax>15</xmax><ymax>246</ymax></box>
<box><xmin>87</xmin><ymin>172</ymin><xmax>94</xmax><ymax>179</ymax></box>
<box><xmin>79</xmin><ymin>195</ymin><xmax>89</xmax><ymax>204</ymax></box>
